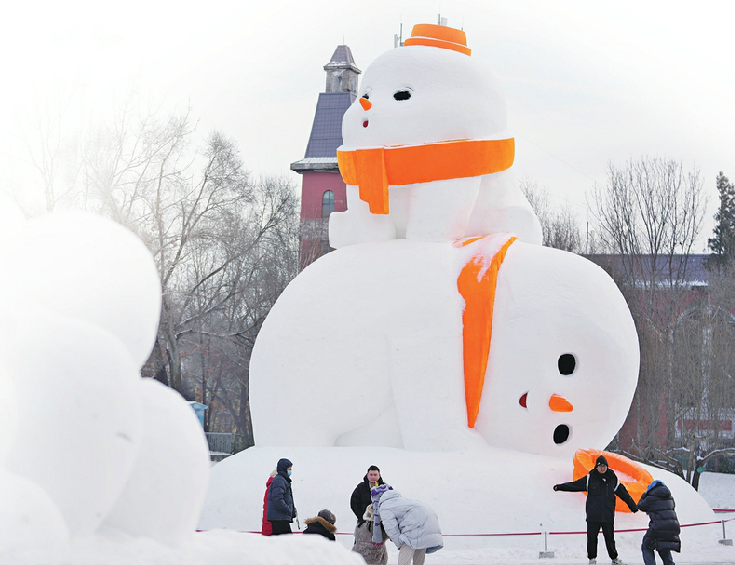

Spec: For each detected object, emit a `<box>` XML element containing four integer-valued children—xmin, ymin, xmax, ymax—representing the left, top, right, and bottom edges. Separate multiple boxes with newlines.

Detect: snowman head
<box><xmin>342</xmin><ymin>24</ymin><xmax>508</xmax><ymax>149</ymax></box>
<box><xmin>474</xmin><ymin>243</ymin><xmax>640</xmax><ymax>458</ymax></box>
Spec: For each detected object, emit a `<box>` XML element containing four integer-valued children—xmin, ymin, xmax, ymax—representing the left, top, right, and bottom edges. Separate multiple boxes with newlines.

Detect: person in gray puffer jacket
<box><xmin>373</xmin><ymin>488</ymin><xmax>443</xmax><ymax>565</ymax></box>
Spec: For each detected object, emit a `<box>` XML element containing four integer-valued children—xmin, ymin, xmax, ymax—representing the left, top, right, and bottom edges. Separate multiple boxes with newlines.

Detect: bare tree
<box><xmin>3</xmin><ymin>86</ymin><xmax>83</xmax><ymax>214</ymax></box>
<box><xmin>178</xmin><ymin>175</ymin><xmax>301</xmax><ymax>446</ymax></box>
<box><xmin>589</xmin><ymin>157</ymin><xmax>735</xmax><ymax>487</ymax></box>
<box><xmin>593</xmin><ymin>157</ymin><xmax>706</xmax><ymax>302</ymax></box>
<box><xmin>519</xmin><ymin>177</ymin><xmax>582</xmax><ymax>252</ymax></box>
<box><xmin>14</xmin><ymin>93</ymin><xmax>302</xmax><ymax>449</ymax></box>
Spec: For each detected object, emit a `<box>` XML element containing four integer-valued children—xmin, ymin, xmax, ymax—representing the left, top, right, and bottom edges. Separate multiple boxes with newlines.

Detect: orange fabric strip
<box><xmin>355</xmin><ymin>148</ymin><xmax>389</xmax><ymax>214</ymax></box>
<box><xmin>337</xmin><ymin>138</ymin><xmax>515</xmax><ymax>215</ymax></box>
<box><xmin>457</xmin><ymin>236</ymin><xmax>517</xmax><ymax>428</ymax></box>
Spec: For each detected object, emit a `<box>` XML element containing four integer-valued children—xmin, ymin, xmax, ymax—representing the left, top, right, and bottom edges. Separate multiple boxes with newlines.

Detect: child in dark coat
<box><xmin>637</xmin><ymin>480</ymin><xmax>681</xmax><ymax>565</ymax></box>
<box><xmin>303</xmin><ymin>509</ymin><xmax>337</xmax><ymax>541</ymax></box>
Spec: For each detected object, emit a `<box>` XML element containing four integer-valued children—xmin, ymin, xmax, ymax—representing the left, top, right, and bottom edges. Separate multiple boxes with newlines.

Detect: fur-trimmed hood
<box><xmin>304</xmin><ymin>516</ymin><xmax>337</xmax><ymax>534</ymax></box>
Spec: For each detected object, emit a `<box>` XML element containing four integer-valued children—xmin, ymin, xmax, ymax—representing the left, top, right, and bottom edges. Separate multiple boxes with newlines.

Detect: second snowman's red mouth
<box><xmin>363</xmin><ymin>120</ymin><xmax>369</xmax><ymax>128</ymax></box>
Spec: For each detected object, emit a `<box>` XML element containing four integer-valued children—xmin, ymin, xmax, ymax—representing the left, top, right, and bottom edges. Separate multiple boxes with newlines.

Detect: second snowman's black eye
<box><xmin>393</xmin><ymin>90</ymin><xmax>411</xmax><ymax>101</ymax></box>
<box><xmin>558</xmin><ymin>353</ymin><xmax>576</xmax><ymax>375</ymax></box>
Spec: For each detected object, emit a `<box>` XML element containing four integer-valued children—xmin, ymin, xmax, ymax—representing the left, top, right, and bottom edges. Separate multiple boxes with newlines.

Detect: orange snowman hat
<box><xmin>404</xmin><ymin>23</ymin><xmax>471</xmax><ymax>56</ymax></box>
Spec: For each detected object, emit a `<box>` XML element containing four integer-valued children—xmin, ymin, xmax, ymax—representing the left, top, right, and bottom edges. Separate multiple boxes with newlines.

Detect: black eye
<box><xmin>362</xmin><ymin>93</ymin><xmax>370</xmax><ymax>100</ymax></box>
<box><xmin>393</xmin><ymin>90</ymin><xmax>411</xmax><ymax>101</ymax></box>
<box><xmin>558</xmin><ymin>354</ymin><xmax>576</xmax><ymax>375</ymax></box>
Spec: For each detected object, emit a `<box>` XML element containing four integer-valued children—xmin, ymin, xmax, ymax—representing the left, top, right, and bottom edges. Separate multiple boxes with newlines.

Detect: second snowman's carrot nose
<box><xmin>549</xmin><ymin>394</ymin><xmax>573</xmax><ymax>412</ymax></box>
<box><xmin>359</xmin><ymin>97</ymin><xmax>372</xmax><ymax>110</ymax></box>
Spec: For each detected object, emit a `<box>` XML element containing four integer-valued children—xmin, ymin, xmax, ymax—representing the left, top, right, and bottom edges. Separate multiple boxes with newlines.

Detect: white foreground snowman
<box><xmin>329</xmin><ymin>23</ymin><xmax>542</xmax><ymax>248</ymax></box>
<box><xmin>0</xmin><ymin>210</ymin><xmax>209</xmax><ymax>554</ymax></box>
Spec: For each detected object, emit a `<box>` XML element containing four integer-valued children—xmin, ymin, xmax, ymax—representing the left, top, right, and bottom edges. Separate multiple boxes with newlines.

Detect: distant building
<box><xmin>291</xmin><ymin>45</ymin><xmax>360</xmax><ymax>268</ymax></box>
<box><xmin>584</xmin><ymin>253</ymin><xmax>711</xmax><ymax>290</ymax></box>
<box><xmin>586</xmin><ymin>253</ymin><xmax>735</xmax><ymax>469</ymax></box>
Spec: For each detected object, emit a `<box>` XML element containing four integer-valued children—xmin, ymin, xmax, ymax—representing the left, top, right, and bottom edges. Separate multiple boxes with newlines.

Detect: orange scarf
<box><xmin>337</xmin><ymin>138</ymin><xmax>515</xmax><ymax>214</ymax></box>
<box><xmin>456</xmin><ymin>234</ymin><xmax>517</xmax><ymax>428</ymax></box>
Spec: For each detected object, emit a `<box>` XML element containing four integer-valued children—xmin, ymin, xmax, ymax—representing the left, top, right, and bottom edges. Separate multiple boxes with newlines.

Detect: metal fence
<box><xmin>205</xmin><ymin>432</ymin><xmax>248</xmax><ymax>455</ymax></box>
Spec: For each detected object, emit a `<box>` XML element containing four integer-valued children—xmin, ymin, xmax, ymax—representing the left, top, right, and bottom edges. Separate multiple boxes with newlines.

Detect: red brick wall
<box><xmin>300</xmin><ymin>171</ymin><xmax>347</xmax><ymax>219</ymax></box>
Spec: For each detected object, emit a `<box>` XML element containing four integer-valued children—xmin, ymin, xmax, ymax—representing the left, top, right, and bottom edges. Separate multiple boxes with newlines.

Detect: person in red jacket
<box><xmin>261</xmin><ymin>469</ymin><xmax>277</xmax><ymax>535</ymax></box>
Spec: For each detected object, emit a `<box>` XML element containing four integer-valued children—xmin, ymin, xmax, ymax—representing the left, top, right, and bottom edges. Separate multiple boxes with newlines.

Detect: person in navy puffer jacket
<box><xmin>266</xmin><ymin>458</ymin><xmax>297</xmax><ymax>535</ymax></box>
<box><xmin>637</xmin><ymin>480</ymin><xmax>681</xmax><ymax>565</ymax></box>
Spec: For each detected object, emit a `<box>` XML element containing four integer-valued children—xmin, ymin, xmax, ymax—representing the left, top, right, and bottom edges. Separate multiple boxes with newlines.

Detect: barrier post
<box><xmin>539</xmin><ymin>530</ymin><xmax>555</xmax><ymax>559</ymax></box>
<box><xmin>719</xmin><ymin>519</ymin><xmax>733</xmax><ymax>546</ymax></box>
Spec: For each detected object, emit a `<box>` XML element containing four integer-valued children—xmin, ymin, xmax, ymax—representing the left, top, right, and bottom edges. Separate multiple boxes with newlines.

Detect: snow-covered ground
<box><xmin>195</xmin><ymin>448</ymin><xmax>735</xmax><ymax>565</ymax></box>
<box><xmin>698</xmin><ymin>471</ymin><xmax>735</xmax><ymax>510</ymax></box>
<box><xmin>8</xmin><ymin>463</ymin><xmax>730</xmax><ymax>565</ymax></box>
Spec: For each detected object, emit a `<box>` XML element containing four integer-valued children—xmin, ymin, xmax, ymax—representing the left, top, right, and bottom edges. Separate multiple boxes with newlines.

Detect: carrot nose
<box><xmin>549</xmin><ymin>394</ymin><xmax>573</xmax><ymax>412</ymax></box>
<box><xmin>359</xmin><ymin>97</ymin><xmax>372</xmax><ymax>111</ymax></box>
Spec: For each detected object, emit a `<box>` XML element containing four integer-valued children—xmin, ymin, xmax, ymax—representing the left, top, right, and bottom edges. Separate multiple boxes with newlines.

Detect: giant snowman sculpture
<box><xmin>202</xmin><ymin>24</ymin><xmax>719</xmax><ymax>554</ymax></box>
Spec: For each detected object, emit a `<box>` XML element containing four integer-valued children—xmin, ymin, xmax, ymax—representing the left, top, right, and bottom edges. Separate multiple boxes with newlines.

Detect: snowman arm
<box><xmin>554</xmin><ymin>476</ymin><xmax>588</xmax><ymax>492</ymax></box>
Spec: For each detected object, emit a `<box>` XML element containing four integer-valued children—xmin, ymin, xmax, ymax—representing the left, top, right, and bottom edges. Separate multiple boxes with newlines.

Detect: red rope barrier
<box><xmin>442</xmin><ymin>532</ymin><xmax>542</xmax><ymax>537</ymax></box>
<box><xmin>197</xmin><ymin>516</ymin><xmax>735</xmax><ymax>538</ymax></box>
<box><xmin>548</xmin><ymin>517</ymin><xmax>735</xmax><ymax>536</ymax></box>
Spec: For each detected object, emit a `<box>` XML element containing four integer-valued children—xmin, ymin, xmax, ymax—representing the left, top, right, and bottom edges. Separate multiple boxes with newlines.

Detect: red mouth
<box><xmin>363</xmin><ymin>120</ymin><xmax>369</xmax><ymax>128</ymax></box>
<box><xmin>519</xmin><ymin>392</ymin><xmax>528</xmax><ymax>408</ymax></box>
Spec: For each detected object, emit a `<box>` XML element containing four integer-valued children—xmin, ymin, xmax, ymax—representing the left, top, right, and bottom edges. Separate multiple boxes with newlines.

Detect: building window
<box><xmin>322</xmin><ymin>190</ymin><xmax>335</xmax><ymax>218</ymax></box>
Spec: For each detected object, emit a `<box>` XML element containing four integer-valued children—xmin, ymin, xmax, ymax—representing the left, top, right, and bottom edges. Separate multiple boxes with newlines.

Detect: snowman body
<box><xmin>329</xmin><ymin>29</ymin><xmax>542</xmax><ymax>248</ymax></box>
<box><xmin>250</xmin><ymin>239</ymin><xmax>639</xmax><ymax>457</ymax></box>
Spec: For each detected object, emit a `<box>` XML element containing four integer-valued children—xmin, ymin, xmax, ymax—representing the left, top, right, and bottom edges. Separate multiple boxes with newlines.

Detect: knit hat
<box><xmin>318</xmin><ymin>509</ymin><xmax>336</xmax><ymax>524</ymax></box>
<box><xmin>370</xmin><ymin>484</ymin><xmax>392</xmax><ymax>501</ymax></box>
<box><xmin>595</xmin><ymin>455</ymin><xmax>609</xmax><ymax>468</ymax></box>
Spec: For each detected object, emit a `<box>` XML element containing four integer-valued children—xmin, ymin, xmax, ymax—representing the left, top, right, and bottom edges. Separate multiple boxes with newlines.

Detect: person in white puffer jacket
<box><xmin>373</xmin><ymin>488</ymin><xmax>443</xmax><ymax>565</ymax></box>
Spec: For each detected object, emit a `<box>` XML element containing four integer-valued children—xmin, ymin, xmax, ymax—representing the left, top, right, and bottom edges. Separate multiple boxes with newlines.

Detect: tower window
<box><xmin>322</xmin><ymin>190</ymin><xmax>335</xmax><ymax>218</ymax></box>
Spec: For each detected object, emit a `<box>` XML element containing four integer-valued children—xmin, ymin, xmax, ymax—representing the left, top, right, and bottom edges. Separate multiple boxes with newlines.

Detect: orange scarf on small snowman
<box><xmin>337</xmin><ymin>138</ymin><xmax>515</xmax><ymax>214</ymax></box>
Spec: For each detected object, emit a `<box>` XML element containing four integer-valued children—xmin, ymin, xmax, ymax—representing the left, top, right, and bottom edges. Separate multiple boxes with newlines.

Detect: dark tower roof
<box><xmin>324</xmin><ymin>45</ymin><xmax>360</xmax><ymax>76</ymax></box>
<box><xmin>291</xmin><ymin>46</ymin><xmax>360</xmax><ymax>173</ymax></box>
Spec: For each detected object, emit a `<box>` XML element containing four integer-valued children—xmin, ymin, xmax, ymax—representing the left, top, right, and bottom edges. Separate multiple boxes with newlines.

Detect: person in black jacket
<box><xmin>303</xmin><ymin>509</ymin><xmax>337</xmax><ymax>541</ymax></box>
<box><xmin>637</xmin><ymin>480</ymin><xmax>680</xmax><ymax>565</ymax></box>
<box><xmin>554</xmin><ymin>455</ymin><xmax>638</xmax><ymax>565</ymax></box>
<box><xmin>350</xmin><ymin>465</ymin><xmax>385</xmax><ymax>525</ymax></box>
<box><xmin>350</xmin><ymin>465</ymin><xmax>387</xmax><ymax>565</ymax></box>
<box><xmin>266</xmin><ymin>458</ymin><xmax>297</xmax><ymax>535</ymax></box>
